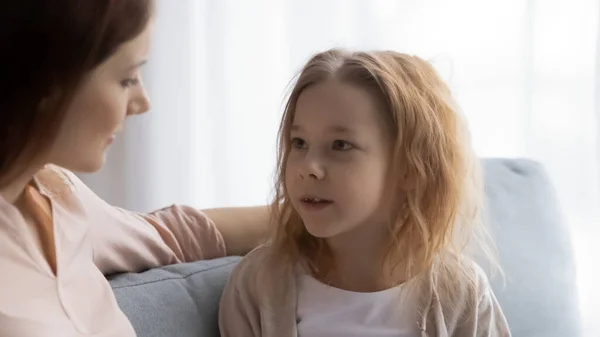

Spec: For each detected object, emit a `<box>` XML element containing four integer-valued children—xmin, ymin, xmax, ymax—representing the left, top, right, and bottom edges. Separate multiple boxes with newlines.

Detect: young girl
<box><xmin>219</xmin><ymin>49</ymin><xmax>510</xmax><ymax>336</ymax></box>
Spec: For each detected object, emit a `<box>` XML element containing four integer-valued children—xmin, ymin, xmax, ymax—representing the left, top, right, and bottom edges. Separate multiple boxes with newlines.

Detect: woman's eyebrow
<box><xmin>125</xmin><ymin>59</ymin><xmax>148</xmax><ymax>72</ymax></box>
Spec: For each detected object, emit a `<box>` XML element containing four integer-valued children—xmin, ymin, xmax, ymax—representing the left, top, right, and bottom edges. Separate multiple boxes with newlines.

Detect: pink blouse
<box><xmin>0</xmin><ymin>165</ymin><xmax>226</xmax><ymax>336</ymax></box>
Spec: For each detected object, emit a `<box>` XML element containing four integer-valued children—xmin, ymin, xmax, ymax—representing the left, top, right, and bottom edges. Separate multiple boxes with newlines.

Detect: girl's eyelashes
<box><xmin>290</xmin><ymin>137</ymin><xmax>356</xmax><ymax>151</ymax></box>
<box><xmin>291</xmin><ymin>137</ymin><xmax>307</xmax><ymax>149</ymax></box>
<box><xmin>332</xmin><ymin>140</ymin><xmax>354</xmax><ymax>151</ymax></box>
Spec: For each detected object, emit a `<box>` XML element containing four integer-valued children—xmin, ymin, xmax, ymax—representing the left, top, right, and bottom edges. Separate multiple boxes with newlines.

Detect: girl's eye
<box><xmin>332</xmin><ymin>140</ymin><xmax>354</xmax><ymax>151</ymax></box>
<box><xmin>120</xmin><ymin>78</ymin><xmax>139</xmax><ymax>88</ymax></box>
<box><xmin>291</xmin><ymin>137</ymin><xmax>307</xmax><ymax>149</ymax></box>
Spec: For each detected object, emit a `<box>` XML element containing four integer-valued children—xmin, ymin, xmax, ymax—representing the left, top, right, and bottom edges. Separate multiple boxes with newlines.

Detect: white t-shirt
<box><xmin>296</xmin><ymin>273</ymin><xmax>422</xmax><ymax>337</ymax></box>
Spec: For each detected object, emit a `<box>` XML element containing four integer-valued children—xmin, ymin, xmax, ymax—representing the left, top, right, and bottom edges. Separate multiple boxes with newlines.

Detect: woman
<box><xmin>0</xmin><ymin>1</ymin><xmax>270</xmax><ymax>336</ymax></box>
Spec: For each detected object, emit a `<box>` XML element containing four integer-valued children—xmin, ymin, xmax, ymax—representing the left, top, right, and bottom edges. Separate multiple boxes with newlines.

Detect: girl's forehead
<box><xmin>294</xmin><ymin>81</ymin><xmax>383</xmax><ymax>128</ymax></box>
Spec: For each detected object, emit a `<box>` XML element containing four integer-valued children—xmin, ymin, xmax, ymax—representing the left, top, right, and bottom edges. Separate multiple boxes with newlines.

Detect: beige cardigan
<box><xmin>219</xmin><ymin>246</ymin><xmax>511</xmax><ymax>337</ymax></box>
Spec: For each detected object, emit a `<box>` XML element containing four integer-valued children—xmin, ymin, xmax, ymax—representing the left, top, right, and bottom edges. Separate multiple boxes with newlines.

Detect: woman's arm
<box><xmin>50</xmin><ymin>166</ymin><xmax>270</xmax><ymax>274</ymax></box>
<box><xmin>202</xmin><ymin>206</ymin><xmax>271</xmax><ymax>256</ymax></box>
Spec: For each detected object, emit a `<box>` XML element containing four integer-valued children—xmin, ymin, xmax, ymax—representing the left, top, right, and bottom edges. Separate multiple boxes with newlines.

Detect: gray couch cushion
<box><xmin>483</xmin><ymin>158</ymin><xmax>580</xmax><ymax>337</ymax></box>
<box><xmin>109</xmin><ymin>256</ymin><xmax>240</xmax><ymax>337</ymax></box>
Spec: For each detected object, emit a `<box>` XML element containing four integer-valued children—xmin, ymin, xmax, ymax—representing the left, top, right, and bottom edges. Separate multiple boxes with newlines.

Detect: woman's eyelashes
<box><xmin>290</xmin><ymin>137</ymin><xmax>355</xmax><ymax>151</ymax></box>
<box><xmin>120</xmin><ymin>76</ymin><xmax>140</xmax><ymax>88</ymax></box>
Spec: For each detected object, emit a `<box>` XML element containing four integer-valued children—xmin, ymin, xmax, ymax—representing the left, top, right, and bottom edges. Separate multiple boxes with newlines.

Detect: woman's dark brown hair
<box><xmin>0</xmin><ymin>0</ymin><xmax>154</xmax><ymax>186</ymax></box>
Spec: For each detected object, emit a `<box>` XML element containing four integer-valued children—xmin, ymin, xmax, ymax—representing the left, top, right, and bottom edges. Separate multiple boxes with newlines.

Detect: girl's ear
<box><xmin>397</xmin><ymin>161</ymin><xmax>417</xmax><ymax>191</ymax></box>
<box><xmin>400</xmin><ymin>174</ymin><xmax>417</xmax><ymax>191</ymax></box>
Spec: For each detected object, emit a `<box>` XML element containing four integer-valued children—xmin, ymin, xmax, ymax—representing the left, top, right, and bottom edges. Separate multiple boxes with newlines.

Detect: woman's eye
<box><xmin>332</xmin><ymin>140</ymin><xmax>354</xmax><ymax>151</ymax></box>
<box><xmin>120</xmin><ymin>78</ymin><xmax>139</xmax><ymax>88</ymax></box>
<box><xmin>291</xmin><ymin>137</ymin><xmax>307</xmax><ymax>149</ymax></box>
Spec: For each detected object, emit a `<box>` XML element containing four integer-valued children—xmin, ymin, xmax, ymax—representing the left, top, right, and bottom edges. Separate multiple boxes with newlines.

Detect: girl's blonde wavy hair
<box><xmin>269</xmin><ymin>49</ymin><xmax>499</xmax><ymax>302</ymax></box>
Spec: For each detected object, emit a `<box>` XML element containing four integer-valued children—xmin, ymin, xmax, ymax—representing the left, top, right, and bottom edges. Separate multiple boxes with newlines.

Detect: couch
<box><xmin>108</xmin><ymin>158</ymin><xmax>582</xmax><ymax>337</ymax></box>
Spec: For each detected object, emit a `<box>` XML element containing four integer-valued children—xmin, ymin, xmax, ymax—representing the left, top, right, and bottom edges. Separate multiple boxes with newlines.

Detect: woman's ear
<box><xmin>37</xmin><ymin>86</ymin><xmax>64</xmax><ymax>113</ymax></box>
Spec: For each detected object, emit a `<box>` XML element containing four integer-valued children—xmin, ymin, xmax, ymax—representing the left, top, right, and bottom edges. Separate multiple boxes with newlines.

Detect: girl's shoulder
<box><xmin>427</xmin><ymin>259</ymin><xmax>506</xmax><ymax>333</ymax></box>
<box><xmin>219</xmin><ymin>246</ymin><xmax>299</xmax><ymax>335</ymax></box>
<box><xmin>230</xmin><ymin>244</ymin><xmax>290</xmax><ymax>277</ymax></box>
<box><xmin>230</xmin><ymin>245</ymin><xmax>271</xmax><ymax>278</ymax></box>
<box><xmin>226</xmin><ymin>245</ymin><xmax>295</xmax><ymax>296</ymax></box>
<box><xmin>430</xmin><ymin>258</ymin><xmax>494</xmax><ymax>304</ymax></box>
<box><xmin>447</xmin><ymin>262</ymin><xmax>510</xmax><ymax>335</ymax></box>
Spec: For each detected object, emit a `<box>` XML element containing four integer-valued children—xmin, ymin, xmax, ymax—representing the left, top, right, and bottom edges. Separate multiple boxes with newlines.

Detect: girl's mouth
<box><xmin>300</xmin><ymin>196</ymin><xmax>333</xmax><ymax>210</ymax></box>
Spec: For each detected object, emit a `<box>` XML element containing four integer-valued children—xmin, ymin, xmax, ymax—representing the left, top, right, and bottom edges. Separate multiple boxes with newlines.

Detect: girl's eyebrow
<box><xmin>291</xmin><ymin>124</ymin><xmax>357</xmax><ymax>134</ymax></box>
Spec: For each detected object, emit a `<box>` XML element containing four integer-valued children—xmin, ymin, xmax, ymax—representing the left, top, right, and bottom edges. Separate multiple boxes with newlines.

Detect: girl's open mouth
<box><xmin>300</xmin><ymin>196</ymin><xmax>333</xmax><ymax>210</ymax></box>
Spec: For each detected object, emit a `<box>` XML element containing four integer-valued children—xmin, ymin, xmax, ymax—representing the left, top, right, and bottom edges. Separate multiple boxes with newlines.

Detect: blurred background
<box><xmin>80</xmin><ymin>0</ymin><xmax>599</xmax><ymax>335</ymax></box>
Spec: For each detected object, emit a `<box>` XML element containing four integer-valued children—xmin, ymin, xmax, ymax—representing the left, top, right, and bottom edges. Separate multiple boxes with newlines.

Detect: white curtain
<box><xmin>81</xmin><ymin>0</ymin><xmax>599</xmax><ymax>334</ymax></box>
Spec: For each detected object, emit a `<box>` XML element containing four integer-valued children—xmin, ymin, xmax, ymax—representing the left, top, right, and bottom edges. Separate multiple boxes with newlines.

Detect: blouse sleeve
<box><xmin>58</xmin><ymin>167</ymin><xmax>226</xmax><ymax>275</ymax></box>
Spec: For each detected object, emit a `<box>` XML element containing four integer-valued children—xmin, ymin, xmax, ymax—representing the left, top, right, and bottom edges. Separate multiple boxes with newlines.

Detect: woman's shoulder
<box><xmin>33</xmin><ymin>165</ymin><xmax>76</xmax><ymax>194</ymax></box>
<box><xmin>32</xmin><ymin>165</ymin><xmax>112</xmax><ymax>218</ymax></box>
<box><xmin>34</xmin><ymin>165</ymin><xmax>107</xmax><ymax>204</ymax></box>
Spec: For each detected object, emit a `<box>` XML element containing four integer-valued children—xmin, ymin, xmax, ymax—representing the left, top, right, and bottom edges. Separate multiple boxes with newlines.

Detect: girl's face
<box><xmin>285</xmin><ymin>80</ymin><xmax>393</xmax><ymax>248</ymax></box>
<box><xmin>47</xmin><ymin>22</ymin><xmax>153</xmax><ymax>173</ymax></box>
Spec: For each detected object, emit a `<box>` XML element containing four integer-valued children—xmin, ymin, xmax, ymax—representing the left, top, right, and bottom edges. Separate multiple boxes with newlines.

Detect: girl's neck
<box><xmin>321</xmin><ymin>222</ymin><xmax>407</xmax><ymax>293</ymax></box>
<box><xmin>325</xmin><ymin>255</ymin><xmax>390</xmax><ymax>292</ymax></box>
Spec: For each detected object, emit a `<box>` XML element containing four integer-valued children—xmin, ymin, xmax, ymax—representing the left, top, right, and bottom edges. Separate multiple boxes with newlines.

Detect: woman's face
<box><xmin>48</xmin><ymin>22</ymin><xmax>153</xmax><ymax>173</ymax></box>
